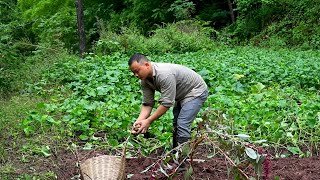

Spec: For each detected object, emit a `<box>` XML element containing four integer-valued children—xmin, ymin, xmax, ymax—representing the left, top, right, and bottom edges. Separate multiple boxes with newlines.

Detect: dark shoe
<box><xmin>177</xmin><ymin>137</ymin><xmax>189</xmax><ymax>144</ymax></box>
<box><xmin>172</xmin><ymin>129</ymin><xmax>178</xmax><ymax>149</ymax></box>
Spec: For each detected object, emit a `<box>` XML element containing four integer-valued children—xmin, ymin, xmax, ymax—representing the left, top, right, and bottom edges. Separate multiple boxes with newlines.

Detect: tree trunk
<box><xmin>227</xmin><ymin>0</ymin><xmax>235</xmax><ymax>23</ymax></box>
<box><xmin>193</xmin><ymin>0</ymin><xmax>201</xmax><ymax>14</ymax></box>
<box><xmin>75</xmin><ymin>0</ymin><xmax>86</xmax><ymax>58</ymax></box>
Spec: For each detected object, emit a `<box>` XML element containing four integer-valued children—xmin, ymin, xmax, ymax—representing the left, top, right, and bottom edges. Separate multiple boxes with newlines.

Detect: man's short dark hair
<box><xmin>128</xmin><ymin>53</ymin><xmax>149</xmax><ymax>66</ymax></box>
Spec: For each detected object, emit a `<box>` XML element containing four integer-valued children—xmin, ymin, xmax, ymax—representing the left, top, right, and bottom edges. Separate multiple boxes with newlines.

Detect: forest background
<box><xmin>1</xmin><ymin>0</ymin><xmax>319</xmax><ymax>96</ymax></box>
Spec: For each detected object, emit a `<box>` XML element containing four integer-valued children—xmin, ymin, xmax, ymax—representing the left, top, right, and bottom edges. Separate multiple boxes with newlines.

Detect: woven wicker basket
<box><xmin>80</xmin><ymin>154</ymin><xmax>125</xmax><ymax>180</ymax></box>
<box><xmin>80</xmin><ymin>137</ymin><xmax>129</xmax><ymax>180</ymax></box>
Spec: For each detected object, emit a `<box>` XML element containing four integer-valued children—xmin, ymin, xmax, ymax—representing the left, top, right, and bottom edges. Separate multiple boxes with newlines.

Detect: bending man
<box><xmin>129</xmin><ymin>53</ymin><xmax>208</xmax><ymax>148</ymax></box>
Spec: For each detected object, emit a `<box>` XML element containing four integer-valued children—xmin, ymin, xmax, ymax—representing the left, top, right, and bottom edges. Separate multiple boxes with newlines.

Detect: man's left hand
<box><xmin>135</xmin><ymin>119</ymin><xmax>151</xmax><ymax>134</ymax></box>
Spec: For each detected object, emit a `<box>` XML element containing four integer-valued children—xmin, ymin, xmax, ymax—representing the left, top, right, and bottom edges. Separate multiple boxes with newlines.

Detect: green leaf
<box><xmin>40</xmin><ymin>146</ymin><xmax>51</xmax><ymax>157</ymax></box>
<box><xmin>184</xmin><ymin>166</ymin><xmax>193</xmax><ymax>180</ymax></box>
<box><xmin>253</xmin><ymin>93</ymin><xmax>264</xmax><ymax>101</ymax></box>
<box><xmin>86</xmin><ymin>89</ymin><xmax>96</xmax><ymax>97</ymax></box>
<box><xmin>254</xmin><ymin>140</ymin><xmax>267</xmax><ymax>144</ymax></box>
<box><xmin>79</xmin><ymin>134</ymin><xmax>89</xmax><ymax>141</ymax></box>
<box><xmin>36</xmin><ymin>102</ymin><xmax>45</xmax><ymax>109</ymax></box>
<box><xmin>104</xmin><ymin>121</ymin><xmax>114</xmax><ymax>128</ymax></box>
<box><xmin>286</xmin><ymin>132</ymin><xmax>293</xmax><ymax>138</ymax></box>
<box><xmin>236</xmin><ymin>134</ymin><xmax>250</xmax><ymax>140</ymax></box>
<box><xmin>215</xmin><ymin>86</ymin><xmax>225</xmax><ymax>92</ymax></box>
<box><xmin>234</xmin><ymin>82</ymin><xmax>245</xmax><ymax>93</ymax></box>
<box><xmin>181</xmin><ymin>144</ymin><xmax>190</xmax><ymax>157</ymax></box>
<box><xmin>83</xmin><ymin>143</ymin><xmax>93</xmax><ymax>150</ymax></box>
<box><xmin>245</xmin><ymin>147</ymin><xmax>257</xmax><ymax>159</ymax></box>
<box><xmin>306</xmin><ymin>118</ymin><xmax>316</xmax><ymax>128</ymax></box>
<box><xmin>97</xmin><ymin>86</ymin><xmax>108</xmax><ymax>95</ymax></box>
<box><xmin>288</xmin><ymin>146</ymin><xmax>301</xmax><ymax>155</ymax></box>
<box><xmin>84</xmin><ymin>103</ymin><xmax>96</xmax><ymax>110</ymax></box>
<box><xmin>255</xmin><ymin>82</ymin><xmax>265</xmax><ymax>92</ymax></box>
<box><xmin>23</xmin><ymin>126</ymin><xmax>34</xmax><ymax>136</ymax></box>
<box><xmin>251</xmin><ymin>82</ymin><xmax>265</xmax><ymax>93</ymax></box>
<box><xmin>47</xmin><ymin>116</ymin><xmax>59</xmax><ymax>124</ymax></box>
<box><xmin>108</xmin><ymin>139</ymin><xmax>119</xmax><ymax>146</ymax></box>
<box><xmin>233</xmin><ymin>74</ymin><xmax>245</xmax><ymax>80</ymax></box>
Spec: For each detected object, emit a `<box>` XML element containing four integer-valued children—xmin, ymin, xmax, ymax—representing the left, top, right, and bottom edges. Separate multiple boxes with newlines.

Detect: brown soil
<box><xmin>125</xmin><ymin>156</ymin><xmax>320</xmax><ymax>180</ymax></box>
<box><xmin>53</xmin><ymin>148</ymin><xmax>320</xmax><ymax>180</ymax></box>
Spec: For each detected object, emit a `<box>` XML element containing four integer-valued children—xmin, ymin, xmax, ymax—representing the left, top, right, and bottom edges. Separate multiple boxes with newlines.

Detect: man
<box><xmin>129</xmin><ymin>53</ymin><xmax>208</xmax><ymax>148</ymax></box>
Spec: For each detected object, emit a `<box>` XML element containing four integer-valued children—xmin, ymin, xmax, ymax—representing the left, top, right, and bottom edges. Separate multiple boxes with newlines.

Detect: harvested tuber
<box><xmin>131</xmin><ymin>124</ymin><xmax>141</xmax><ymax>135</ymax></box>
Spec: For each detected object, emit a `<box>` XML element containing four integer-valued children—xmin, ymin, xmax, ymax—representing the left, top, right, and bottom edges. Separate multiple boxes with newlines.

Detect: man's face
<box><xmin>129</xmin><ymin>61</ymin><xmax>151</xmax><ymax>80</ymax></box>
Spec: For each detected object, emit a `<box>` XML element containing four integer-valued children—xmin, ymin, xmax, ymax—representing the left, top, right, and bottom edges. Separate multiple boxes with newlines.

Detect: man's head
<box><xmin>128</xmin><ymin>54</ymin><xmax>152</xmax><ymax>80</ymax></box>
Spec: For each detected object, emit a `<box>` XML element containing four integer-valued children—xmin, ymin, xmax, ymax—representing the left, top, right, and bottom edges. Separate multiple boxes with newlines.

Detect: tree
<box><xmin>75</xmin><ymin>0</ymin><xmax>86</xmax><ymax>58</ymax></box>
<box><xmin>227</xmin><ymin>0</ymin><xmax>235</xmax><ymax>23</ymax></box>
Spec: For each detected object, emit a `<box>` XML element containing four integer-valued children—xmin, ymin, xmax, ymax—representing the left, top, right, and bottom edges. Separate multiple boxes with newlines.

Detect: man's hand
<box><xmin>131</xmin><ymin>123</ymin><xmax>141</xmax><ymax>135</ymax></box>
<box><xmin>131</xmin><ymin>119</ymin><xmax>151</xmax><ymax>135</ymax></box>
<box><xmin>131</xmin><ymin>105</ymin><xmax>169</xmax><ymax>135</ymax></box>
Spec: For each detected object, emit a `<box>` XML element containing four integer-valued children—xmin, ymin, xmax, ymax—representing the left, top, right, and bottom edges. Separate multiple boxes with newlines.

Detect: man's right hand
<box><xmin>131</xmin><ymin>118</ymin><xmax>152</xmax><ymax>135</ymax></box>
<box><xmin>131</xmin><ymin>122</ymin><xmax>142</xmax><ymax>135</ymax></box>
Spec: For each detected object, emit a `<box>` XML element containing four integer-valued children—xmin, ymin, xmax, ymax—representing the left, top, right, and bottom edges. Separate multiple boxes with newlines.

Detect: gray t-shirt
<box><xmin>141</xmin><ymin>62</ymin><xmax>208</xmax><ymax>108</ymax></box>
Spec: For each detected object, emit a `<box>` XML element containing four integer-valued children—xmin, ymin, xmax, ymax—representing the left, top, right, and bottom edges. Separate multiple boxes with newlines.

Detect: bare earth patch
<box><xmin>53</xmin><ymin>148</ymin><xmax>320</xmax><ymax>180</ymax></box>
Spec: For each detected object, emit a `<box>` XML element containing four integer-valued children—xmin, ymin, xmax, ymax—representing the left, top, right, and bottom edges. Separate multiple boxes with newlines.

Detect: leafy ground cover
<box><xmin>1</xmin><ymin>46</ymin><xmax>320</xmax><ymax>179</ymax></box>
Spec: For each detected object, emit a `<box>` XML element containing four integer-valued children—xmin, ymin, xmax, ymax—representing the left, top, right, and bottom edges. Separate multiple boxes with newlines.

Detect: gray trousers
<box><xmin>172</xmin><ymin>90</ymin><xmax>208</xmax><ymax>146</ymax></box>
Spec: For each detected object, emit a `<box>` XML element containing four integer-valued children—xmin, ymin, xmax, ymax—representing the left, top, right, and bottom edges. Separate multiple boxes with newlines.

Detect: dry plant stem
<box><xmin>71</xmin><ymin>145</ymin><xmax>81</xmax><ymax>169</ymax></box>
<box><xmin>141</xmin><ymin>155</ymin><xmax>165</xmax><ymax>173</ymax></box>
<box><xmin>170</xmin><ymin>139</ymin><xmax>203</xmax><ymax>176</ymax></box>
<box><xmin>206</xmin><ymin>126</ymin><xmax>265</xmax><ymax>157</ymax></box>
<box><xmin>203</xmin><ymin>134</ymin><xmax>250</xmax><ymax>180</ymax></box>
<box><xmin>141</xmin><ymin>139</ymin><xmax>200</xmax><ymax>175</ymax></box>
<box><xmin>82</xmin><ymin>172</ymin><xmax>93</xmax><ymax>180</ymax></box>
<box><xmin>189</xmin><ymin>136</ymin><xmax>205</xmax><ymax>167</ymax></box>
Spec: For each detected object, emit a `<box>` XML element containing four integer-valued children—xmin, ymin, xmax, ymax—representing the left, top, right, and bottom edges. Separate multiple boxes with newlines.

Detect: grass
<box><xmin>0</xmin><ymin>96</ymin><xmax>33</xmax><ymax>177</ymax></box>
<box><xmin>0</xmin><ymin>95</ymin><xmax>72</xmax><ymax>179</ymax></box>
<box><xmin>0</xmin><ymin>48</ymin><xmax>74</xmax><ymax>179</ymax></box>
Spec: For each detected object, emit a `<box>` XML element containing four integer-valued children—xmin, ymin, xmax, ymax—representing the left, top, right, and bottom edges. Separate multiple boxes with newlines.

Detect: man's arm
<box><xmin>132</xmin><ymin>105</ymin><xmax>152</xmax><ymax>134</ymax></box>
<box><xmin>133</xmin><ymin>75</ymin><xmax>174</xmax><ymax>134</ymax></box>
<box><xmin>137</xmin><ymin>105</ymin><xmax>153</xmax><ymax>121</ymax></box>
<box><xmin>146</xmin><ymin>105</ymin><xmax>169</xmax><ymax>124</ymax></box>
<box><xmin>136</xmin><ymin>75</ymin><xmax>175</xmax><ymax>133</ymax></box>
<box><xmin>135</xmin><ymin>105</ymin><xmax>169</xmax><ymax>134</ymax></box>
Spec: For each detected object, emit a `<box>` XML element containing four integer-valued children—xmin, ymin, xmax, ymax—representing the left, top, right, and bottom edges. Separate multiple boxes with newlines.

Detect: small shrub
<box><xmin>93</xmin><ymin>20</ymin><xmax>216</xmax><ymax>55</ymax></box>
